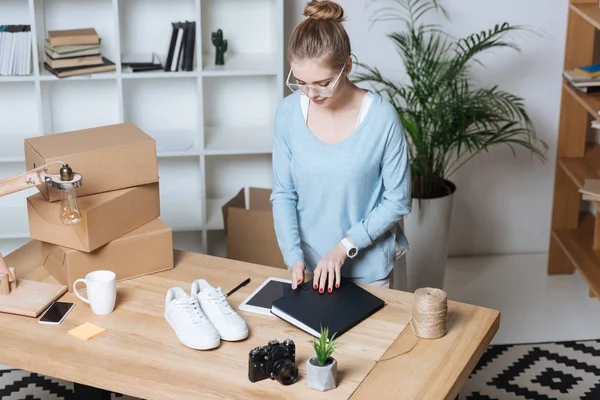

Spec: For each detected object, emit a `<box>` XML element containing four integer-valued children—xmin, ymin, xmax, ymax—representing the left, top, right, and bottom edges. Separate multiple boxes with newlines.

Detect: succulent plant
<box><xmin>211</xmin><ymin>29</ymin><xmax>228</xmax><ymax>65</ymax></box>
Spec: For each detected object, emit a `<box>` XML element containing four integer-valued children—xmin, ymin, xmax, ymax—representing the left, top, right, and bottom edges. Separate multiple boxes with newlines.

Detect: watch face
<box><xmin>349</xmin><ymin>248</ymin><xmax>357</xmax><ymax>256</ymax></box>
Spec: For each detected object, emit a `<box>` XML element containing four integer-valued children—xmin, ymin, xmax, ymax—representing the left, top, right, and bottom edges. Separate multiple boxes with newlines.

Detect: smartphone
<box><xmin>38</xmin><ymin>301</ymin><xmax>75</xmax><ymax>325</ymax></box>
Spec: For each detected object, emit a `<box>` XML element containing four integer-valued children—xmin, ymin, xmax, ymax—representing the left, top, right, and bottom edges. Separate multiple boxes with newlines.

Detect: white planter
<box><xmin>306</xmin><ymin>356</ymin><xmax>337</xmax><ymax>392</ymax></box>
<box><xmin>402</xmin><ymin>181</ymin><xmax>456</xmax><ymax>292</ymax></box>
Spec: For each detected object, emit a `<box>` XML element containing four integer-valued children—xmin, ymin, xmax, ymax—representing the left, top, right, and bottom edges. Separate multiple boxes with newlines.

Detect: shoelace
<box><xmin>175</xmin><ymin>296</ymin><xmax>207</xmax><ymax>324</ymax></box>
<box><xmin>202</xmin><ymin>288</ymin><xmax>235</xmax><ymax>315</ymax></box>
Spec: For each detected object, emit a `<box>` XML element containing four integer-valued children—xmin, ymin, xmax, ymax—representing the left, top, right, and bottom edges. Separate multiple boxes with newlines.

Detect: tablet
<box><xmin>239</xmin><ymin>277</ymin><xmax>293</xmax><ymax>316</ymax></box>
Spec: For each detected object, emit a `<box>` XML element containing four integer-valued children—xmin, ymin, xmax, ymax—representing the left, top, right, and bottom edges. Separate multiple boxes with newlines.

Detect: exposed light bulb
<box><xmin>60</xmin><ymin>185</ymin><xmax>81</xmax><ymax>225</ymax></box>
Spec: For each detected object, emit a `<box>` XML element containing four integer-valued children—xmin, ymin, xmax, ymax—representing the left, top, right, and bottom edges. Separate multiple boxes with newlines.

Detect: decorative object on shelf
<box><xmin>307</xmin><ymin>326</ymin><xmax>339</xmax><ymax>392</ymax></box>
<box><xmin>354</xmin><ymin>0</ymin><xmax>548</xmax><ymax>292</ymax></box>
<box><xmin>212</xmin><ymin>29</ymin><xmax>228</xmax><ymax>65</ymax></box>
<box><xmin>410</xmin><ymin>287</ymin><xmax>448</xmax><ymax>339</ymax></box>
<box><xmin>0</xmin><ymin>161</ymin><xmax>81</xmax><ymax>316</ymax></box>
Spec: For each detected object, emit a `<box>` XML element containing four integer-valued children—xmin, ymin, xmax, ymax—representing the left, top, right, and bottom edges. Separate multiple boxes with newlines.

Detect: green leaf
<box><xmin>354</xmin><ymin>0</ymin><xmax>548</xmax><ymax>199</ymax></box>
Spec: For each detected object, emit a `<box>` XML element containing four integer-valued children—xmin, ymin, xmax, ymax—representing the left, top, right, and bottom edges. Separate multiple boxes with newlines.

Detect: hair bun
<box><xmin>303</xmin><ymin>0</ymin><xmax>345</xmax><ymax>22</ymax></box>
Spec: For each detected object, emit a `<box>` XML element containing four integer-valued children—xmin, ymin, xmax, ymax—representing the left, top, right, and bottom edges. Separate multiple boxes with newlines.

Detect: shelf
<box><xmin>118</xmin><ymin>0</ymin><xmax>197</xmax><ymax>73</ymax></box>
<box><xmin>202</xmin><ymin>53</ymin><xmax>278</xmax><ymax>76</ymax></box>
<box><xmin>558</xmin><ymin>143</ymin><xmax>600</xmax><ymax>189</ymax></box>
<box><xmin>38</xmin><ymin>70</ymin><xmax>117</xmax><ymax>81</ymax></box>
<box><xmin>553</xmin><ymin>211</ymin><xmax>600</xmax><ymax>297</ymax></box>
<box><xmin>564</xmin><ymin>81</ymin><xmax>600</xmax><ymax>120</ymax></box>
<box><xmin>157</xmin><ymin>158</ymin><xmax>203</xmax><ymax>231</ymax></box>
<box><xmin>201</xmin><ymin>0</ymin><xmax>280</xmax><ymax>56</ymax></box>
<box><xmin>203</xmin><ymin>75</ymin><xmax>278</xmax><ymax>140</ymax></box>
<box><xmin>570</xmin><ymin>3</ymin><xmax>600</xmax><ymax>32</ymax></box>
<box><xmin>122</xmin><ymin>78</ymin><xmax>200</xmax><ymax>146</ymax></box>
<box><xmin>0</xmin><ymin>135</ymin><xmax>34</xmax><ymax>163</ymax></box>
<box><xmin>40</xmin><ymin>79</ymin><xmax>120</xmax><ymax>134</ymax></box>
<box><xmin>143</xmin><ymin>128</ymin><xmax>202</xmax><ymax>158</ymax></box>
<box><xmin>205</xmin><ymin>154</ymin><xmax>273</xmax><ymax>200</ymax></box>
<box><xmin>205</xmin><ymin>198</ymin><xmax>229</xmax><ymax>230</ymax></box>
<box><xmin>37</xmin><ymin>0</ymin><xmax>119</xmax><ymax>64</ymax></box>
<box><xmin>121</xmin><ymin>71</ymin><xmax>197</xmax><ymax>79</ymax></box>
<box><xmin>0</xmin><ymin>82</ymin><xmax>38</xmax><ymax>156</ymax></box>
<box><xmin>204</xmin><ymin>126</ymin><xmax>273</xmax><ymax>155</ymax></box>
<box><xmin>0</xmin><ymin>206</ymin><xmax>29</xmax><ymax>239</ymax></box>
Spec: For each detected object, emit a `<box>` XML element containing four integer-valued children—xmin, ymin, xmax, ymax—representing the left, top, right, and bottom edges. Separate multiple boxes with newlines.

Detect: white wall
<box><xmin>285</xmin><ymin>0</ymin><xmax>569</xmax><ymax>256</ymax></box>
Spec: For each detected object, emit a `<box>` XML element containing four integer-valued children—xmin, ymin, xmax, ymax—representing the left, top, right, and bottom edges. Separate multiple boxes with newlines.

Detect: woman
<box><xmin>270</xmin><ymin>0</ymin><xmax>411</xmax><ymax>293</ymax></box>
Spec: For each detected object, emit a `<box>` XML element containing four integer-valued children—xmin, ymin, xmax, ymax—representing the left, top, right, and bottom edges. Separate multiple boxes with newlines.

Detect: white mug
<box><xmin>73</xmin><ymin>270</ymin><xmax>117</xmax><ymax>315</ymax></box>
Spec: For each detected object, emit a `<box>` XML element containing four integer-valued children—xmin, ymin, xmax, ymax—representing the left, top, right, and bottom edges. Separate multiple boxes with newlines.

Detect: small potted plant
<box><xmin>307</xmin><ymin>326</ymin><xmax>339</xmax><ymax>392</ymax></box>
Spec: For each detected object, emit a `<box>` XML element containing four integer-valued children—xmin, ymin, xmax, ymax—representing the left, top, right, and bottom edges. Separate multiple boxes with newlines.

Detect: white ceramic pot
<box><xmin>306</xmin><ymin>356</ymin><xmax>337</xmax><ymax>392</ymax></box>
<box><xmin>401</xmin><ymin>181</ymin><xmax>456</xmax><ymax>292</ymax></box>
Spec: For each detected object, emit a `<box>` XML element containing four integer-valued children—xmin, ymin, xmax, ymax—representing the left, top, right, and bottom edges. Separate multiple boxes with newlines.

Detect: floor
<box><xmin>443</xmin><ymin>252</ymin><xmax>600</xmax><ymax>345</ymax></box>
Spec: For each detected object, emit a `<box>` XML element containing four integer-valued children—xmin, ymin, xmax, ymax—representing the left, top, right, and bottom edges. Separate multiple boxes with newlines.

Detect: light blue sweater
<box><xmin>269</xmin><ymin>91</ymin><xmax>411</xmax><ymax>284</ymax></box>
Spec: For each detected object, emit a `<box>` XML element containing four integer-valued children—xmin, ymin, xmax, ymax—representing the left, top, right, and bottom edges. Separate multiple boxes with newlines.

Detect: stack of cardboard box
<box><xmin>22</xmin><ymin>122</ymin><xmax>174</xmax><ymax>292</ymax></box>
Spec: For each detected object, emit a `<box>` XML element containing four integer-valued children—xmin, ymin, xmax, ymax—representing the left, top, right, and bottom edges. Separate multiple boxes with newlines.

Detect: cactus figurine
<box><xmin>212</xmin><ymin>29</ymin><xmax>228</xmax><ymax>65</ymax></box>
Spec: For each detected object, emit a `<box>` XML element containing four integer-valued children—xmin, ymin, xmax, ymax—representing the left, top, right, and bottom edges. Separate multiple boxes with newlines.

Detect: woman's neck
<box><xmin>323</xmin><ymin>82</ymin><xmax>365</xmax><ymax>113</ymax></box>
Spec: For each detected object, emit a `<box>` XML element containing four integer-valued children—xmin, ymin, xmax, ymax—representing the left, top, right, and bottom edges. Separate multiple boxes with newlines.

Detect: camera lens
<box><xmin>273</xmin><ymin>359</ymin><xmax>298</xmax><ymax>385</ymax></box>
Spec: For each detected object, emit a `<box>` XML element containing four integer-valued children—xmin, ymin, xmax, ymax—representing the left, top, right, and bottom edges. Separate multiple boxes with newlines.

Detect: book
<box><xmin>0</xmin><ymin>24</ymin><xmax>32</xmax><ymax>76</ymax></box>
<box><xmin>43</xmin><ymin>56</ymin><xmax>115</xmax><ymax>78</ymax></box>
<box><xmin>580</xmin><ymin>179</ymin><xmax>600</xmax><ymax>201</ymax></box>
<box><xmin>271</xmin><ymin>277</ymin><xmax>385</xmax><ymax>339</ymax></box>
<box><xmin>45</xmin><ymin>54</ymin><xmax>103</xmax><ymax>69</ymax></box>
<box><xmin>576</xmin><ymin>63</ymin><xmax>600</xmax><ymax>79</ymax></box>
<box><xmin>47</xmin><ymin>28</ymin><xmax>99</xmax><ymax>47</ymax></box>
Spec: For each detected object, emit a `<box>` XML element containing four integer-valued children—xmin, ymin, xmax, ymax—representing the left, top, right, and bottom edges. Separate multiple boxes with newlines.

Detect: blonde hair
<box><xmin>288</xmin><ymin>0</ymin><xmax>351</xmax><ymax>71</ymax></box>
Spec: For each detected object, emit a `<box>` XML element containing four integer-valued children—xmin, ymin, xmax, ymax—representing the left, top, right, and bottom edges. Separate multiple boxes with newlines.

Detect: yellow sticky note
<box><xmin>68</xmin><ymin>322</ymin><xmax>106</xmax><ymax>341</ymax></box>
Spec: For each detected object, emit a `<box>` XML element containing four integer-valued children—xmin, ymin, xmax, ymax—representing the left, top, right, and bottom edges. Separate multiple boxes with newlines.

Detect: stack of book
<box><xmin>164</xmin><ymin>21</ymin><xmax>196</xmax><ymax>72</ymax></box>
<box><xmin>0</xmin><ymin>24</ymin><xmax>32</xmax><ymax>76</ymax></box>
<box><xmin>580</xmin><ymin>179</ymin><xmax>600</xmax><ymax>202</ymax></box>
<box><xmin>563</xmin><ymin>64</ymin><xmax>600</xmax><ymax>93</ymax></box>
<box><xmin>43</xmin><ymin>28</ymin><xmax>115</xmax><ymax>78</ymax></box>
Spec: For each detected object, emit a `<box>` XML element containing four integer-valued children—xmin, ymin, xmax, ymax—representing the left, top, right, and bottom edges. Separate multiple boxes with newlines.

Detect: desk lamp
<box><xmin>0</xmin><ymin>161</ymin><xmax>82</xmax><ymax>295</ymax></box>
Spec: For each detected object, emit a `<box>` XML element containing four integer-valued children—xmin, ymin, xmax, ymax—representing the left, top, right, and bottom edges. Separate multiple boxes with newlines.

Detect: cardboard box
<box><xmin>41</xmin><ymin>218</ymin><xmax>174</xmax><ymax>292</ymax></box>
<box><xmin>221</xmin><ymin>187</ymin><xmax>286</xmax><ymax>269</ymax></box>
<box><xmin>24</xmin><ymin>122</ymin><xmax>159</xmax><ymax>202</ymax></box>
<box><xmin>27</xmin><ymin>182</ymin><xmax>160</xmax><ymax>252</ymax></box>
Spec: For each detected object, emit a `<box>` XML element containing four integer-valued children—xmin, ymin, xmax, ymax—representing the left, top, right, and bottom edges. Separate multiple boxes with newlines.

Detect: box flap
<box><xmin>221</xmin><ymin>188</ymin><xmax>246</xmax><ymax>235</ymax></box>
<box><xmin>249</xmin><ymin>187</ymin><xmax>273</xmax><ymax>211</ymax></box>
<box><xmin>41</xmin><ymin>245</ymin><xmax>68</xmax><ymax>285</ymax></box>
<box><xmin>227</xmin><ymin>207</ymin><xmax>277</xmax><ymax>241</ymax></box>
<box><xmin>24</xmin><ymin>122</ymin><xmax>154</xmax><ymax>158</ymax></box>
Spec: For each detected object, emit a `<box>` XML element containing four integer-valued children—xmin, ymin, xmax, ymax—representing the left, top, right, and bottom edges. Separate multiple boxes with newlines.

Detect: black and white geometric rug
<box><xmin>0</xmin><ymin>369</ymin><xmax>138</xmax><ymax>400</ymax></box>
<box><xmin>459</xmin><ymin>338</ymin><xmax>600</xmax><ymax>399</ymax></box>
<box><xmin>1</xmin><ymin>339</ymin><xmax>598</xmax><ymax>399</ymax></box>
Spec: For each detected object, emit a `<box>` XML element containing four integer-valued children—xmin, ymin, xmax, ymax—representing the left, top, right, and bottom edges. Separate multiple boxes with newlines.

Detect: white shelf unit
<box><xmin>0</xmin><ymin>0</ymin><xmax>285</xmax><ymax>255</ymax></box>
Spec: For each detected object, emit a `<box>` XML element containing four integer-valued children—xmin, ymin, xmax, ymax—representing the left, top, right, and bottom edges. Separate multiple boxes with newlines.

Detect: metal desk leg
<box><xmin>73</xmin><ymin>382</ymin><xmax>111</xmax><ymax>400</ymax></box>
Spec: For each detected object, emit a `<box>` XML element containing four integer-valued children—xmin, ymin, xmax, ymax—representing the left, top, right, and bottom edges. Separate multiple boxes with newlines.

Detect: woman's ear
<box><xmin>344</xmin><ymin>58</ymin><xmax>352</xmax><ymax>74</ymax></box>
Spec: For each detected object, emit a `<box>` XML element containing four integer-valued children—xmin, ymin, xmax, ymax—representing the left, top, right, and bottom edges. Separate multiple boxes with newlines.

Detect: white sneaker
<box><xmin>191</xmin><ymin>279</ymin><xmax>249</xmax><ymax>341</ymax></box>
<box><xmin>164</xmin><ymin>287</ymin><xmax>221</xmax><ymax>350</ymax></box>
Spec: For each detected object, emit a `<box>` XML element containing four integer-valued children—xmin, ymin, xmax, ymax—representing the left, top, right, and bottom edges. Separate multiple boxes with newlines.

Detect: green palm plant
<box><xmin>353</xmin><ymin>0</ymin><xmax>548</xmax><ymax>199</ymax></box>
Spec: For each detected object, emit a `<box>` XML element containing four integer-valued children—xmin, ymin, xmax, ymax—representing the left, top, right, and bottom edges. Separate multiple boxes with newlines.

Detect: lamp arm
<box><xmin>0</xmin><ymin>253</ymin><xmax>7</xmax><ymax>276</ymax></box>
<box><xmin>0</xmin><ymin>161</ymin><xmax>67</xmax><ymax>198</ymax></box>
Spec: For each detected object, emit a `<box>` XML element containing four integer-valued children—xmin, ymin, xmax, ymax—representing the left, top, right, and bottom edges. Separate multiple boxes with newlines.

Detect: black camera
<box><xmin>248</xmin><ymin>338</ymin><xmax>298</xmax><ymax>385</ymax></box>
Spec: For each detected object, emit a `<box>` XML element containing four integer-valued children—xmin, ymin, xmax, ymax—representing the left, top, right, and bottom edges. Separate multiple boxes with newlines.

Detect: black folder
<box><xmin>270</xmin><ymin>277</ymin><xmax>385</xmax><ymax>339</ymax></box>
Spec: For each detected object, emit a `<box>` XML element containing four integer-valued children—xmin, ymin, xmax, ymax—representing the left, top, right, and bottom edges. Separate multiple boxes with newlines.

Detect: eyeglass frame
<box><xmin>285</xmin><ymin>64</ymin><xmax>346</xmax><ymax>98</ymax></box>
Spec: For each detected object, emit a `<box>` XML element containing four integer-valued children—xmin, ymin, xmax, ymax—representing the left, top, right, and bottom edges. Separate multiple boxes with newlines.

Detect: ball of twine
<box><xmin>410</xmin><ymin>287</ymin><xmax>448</xmax><ymax>339</ymax></box>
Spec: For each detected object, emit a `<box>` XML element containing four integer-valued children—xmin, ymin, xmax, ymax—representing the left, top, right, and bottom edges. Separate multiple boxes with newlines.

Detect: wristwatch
<box><xmin>341</xmin><ymin>238</ymin><xmax>358</xmax><ymax>258</ymax></box>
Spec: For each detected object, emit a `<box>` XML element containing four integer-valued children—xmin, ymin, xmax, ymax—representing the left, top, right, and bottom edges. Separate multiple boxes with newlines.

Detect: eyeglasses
<box><xmin>286</xmin><ymin>65</ymin><xmax>345</xmax><ymax>98</ymax></box>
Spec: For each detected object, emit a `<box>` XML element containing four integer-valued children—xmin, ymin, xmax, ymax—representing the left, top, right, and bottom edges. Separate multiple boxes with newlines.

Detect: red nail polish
<box><xmin>328</xmin><ymin>288</ymin><xmax>332</xmax><ymax>293</ymax></box>
<box><xmin>319</xmin><ymin>288</ymin><xmax>324</xmax><ymax>293</ymax></box>
<box><xmin>297</xmin><ymin>279</ymin><xmax>302</xmax><ymax>284</ymax></box>
<box><xmin>313</xmin><ymin>285</ymin><xmax>317</xmax><ymax>289</ymax></box>
<box><xmin>336</xmin><ymin>284</ymin><xmax>339</xmax><ymax>288</ymax></box>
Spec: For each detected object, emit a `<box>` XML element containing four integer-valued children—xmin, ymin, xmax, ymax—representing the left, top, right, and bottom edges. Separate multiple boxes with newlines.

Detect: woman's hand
<box><xmin>291</xmin><ymin>261</ymin><xmax>306</xmax><ymax>289</ymax></box>
<box><xmin>313</xmin><ymin>242</ymin><xmax>347</xmax><ymax>293</ymax></box>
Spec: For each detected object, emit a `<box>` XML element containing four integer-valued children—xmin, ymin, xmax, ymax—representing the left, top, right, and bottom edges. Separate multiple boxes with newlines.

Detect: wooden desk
<box><xmin>1</xmin><ymin>242</ymin><xmax>500</xmax><ymax>400</ymax></box>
